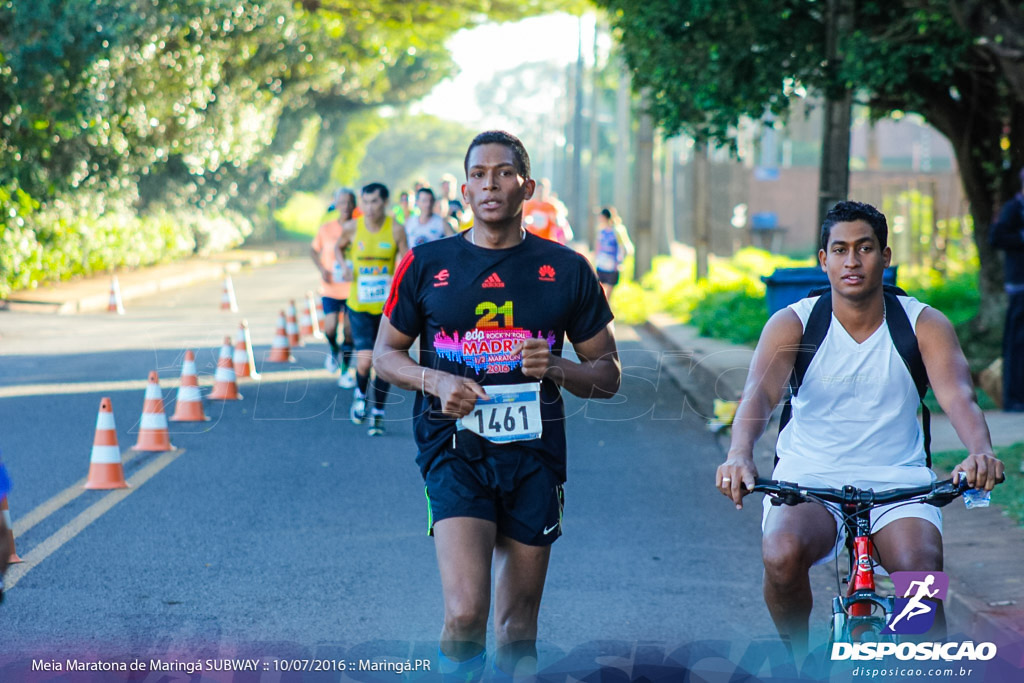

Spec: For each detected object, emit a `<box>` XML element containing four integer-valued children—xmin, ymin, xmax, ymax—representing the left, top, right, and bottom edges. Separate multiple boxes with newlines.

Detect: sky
<box><xmin>416</xmin><ymin>13</ymin><xmax>599</xmax><ymax>128</ymax></box>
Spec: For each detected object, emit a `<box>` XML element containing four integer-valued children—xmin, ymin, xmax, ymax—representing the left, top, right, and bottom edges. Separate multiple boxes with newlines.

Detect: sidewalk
<box><xmin>646</xmin><ymin>313</ymin><xmax>1024</xmax><ymax>657</ymax></box>
<box><xmin>0</xmin><ymin>246</ymin><xmax>282</xmax><ymax>314</ymax></box>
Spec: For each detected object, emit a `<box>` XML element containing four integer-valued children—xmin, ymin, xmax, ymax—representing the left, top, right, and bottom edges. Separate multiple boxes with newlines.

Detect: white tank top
<box><xmin>405</xmin><ymin>214</ymin><xmax>447</xmax><ymax>248</ymax></box>
<box><xmin>776</xmin><ymin>295</ymin><xmax>929</xmax><ymax>474</ymax></box>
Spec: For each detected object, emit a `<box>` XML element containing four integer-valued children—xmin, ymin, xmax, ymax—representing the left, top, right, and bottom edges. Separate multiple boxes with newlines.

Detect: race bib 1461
<box><xmin>459</xmin><ymin>382</ymin><xmax>542</xmax><ymax>443</ymax></box>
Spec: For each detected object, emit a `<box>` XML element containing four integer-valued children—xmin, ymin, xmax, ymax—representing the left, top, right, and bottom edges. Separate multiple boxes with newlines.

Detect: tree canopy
<box><xmin>0</xmin><ymin>0</ymin><xmax>581</xmax><ymax>295</ymax></box>
<box><xmin>598</xmin><ymin>0</ymin><xmax>1024</xmax><ymax>327</ymax></box>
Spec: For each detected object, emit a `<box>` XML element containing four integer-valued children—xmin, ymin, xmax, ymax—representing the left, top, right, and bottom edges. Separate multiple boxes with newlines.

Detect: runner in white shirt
<box><xmin>405</xmin><ymin>187</ymin><xmax>455</xmax><ymax>248</ymax></box>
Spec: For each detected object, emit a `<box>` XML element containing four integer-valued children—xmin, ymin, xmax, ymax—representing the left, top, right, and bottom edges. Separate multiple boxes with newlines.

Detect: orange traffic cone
<box><xmin>307</xmin><ymin>291</ymin><xmax>325</xmax><ymax>340</ymax></box>
<box><xmin>134</xmin><ymin>372</ymin><xmax>174</xmax><ymax>452</ymax></box>
<box><xmin>108</xmin><ymin>276</ymin><xmax>125</xmax><ymax>314</ymax></box>
<box><xmin>299</xmin><ymin>294</ymin><xmax>314</xmax><ymax>338</ymax></box>
<box><xmin>316</xmin><ymin>298</ymin><xmax>326</xmax><ymax>333</ymax></box>
<box><xmin>1</xmin><ymin>496</ymin><xmax>22</xmax><ymax>564</ymax></box>
<box><xmin>170</xmin><ymin>350</ymin><xmax>210</xmax><ymax>421</ymax></box>
<box><xmin>221</xmin><ymin>274</ymin><xmax>238</xmax><ymax>312</ymax></box>
<box><xmin>286</xmin><ymin>300</ymin><xmax>302</xmax><ymax>347</ymax></box>
<box><xmin>85</xmin><ymin>397</ymin><xmax>129</xmax><ymax>489</ymax></box>
<box><xmin>233</xmin><ymin>321</ymin><xmax>260</xmax><ymax>380</ymax></box>
<box><xmin>266</xmin><ymin>311</ymin><xmax>293</xmax><ymax>363</ymax></box>
<box><xmin>209</xmin><ymin>336</ymin><xmax>242</xmax><ymax>400</ymax></box>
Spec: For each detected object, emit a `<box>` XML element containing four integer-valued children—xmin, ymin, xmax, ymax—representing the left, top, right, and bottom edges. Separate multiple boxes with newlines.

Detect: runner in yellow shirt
<box><xmin>334</xmin><ymin>182</ymin><xmax>409</xmax><ymax>435</ymax></box>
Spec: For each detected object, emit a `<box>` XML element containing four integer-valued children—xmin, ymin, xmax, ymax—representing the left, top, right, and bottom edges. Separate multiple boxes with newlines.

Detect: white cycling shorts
<box><xmin>761</xmin><ymin>457</ymin><xmax>943</xmax><ymax>568</ymax></box>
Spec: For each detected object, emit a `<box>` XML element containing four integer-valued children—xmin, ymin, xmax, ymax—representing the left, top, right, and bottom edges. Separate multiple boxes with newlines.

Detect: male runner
<box><xmin>406</xmin><ymin>188</ymin><xmax>456</xmax><ymax>248</ymax></box>
<box><xmin>311</xmin><ymin>188</ymin><xmax>356</xmax><ymax>386</ymax></box>
<box><xmin>374</xmin><ymin>131</ymin><xmax>621</xmax><ymax>679</ymax></box>
<box><xmin>0</xmin><ymin>457</ymin><xmax>11</xmax><ymax>603</ymax></box>
<box><xmin>336</xmin><ymin>182</ymin><xmax>408</xmax><ymax>436</ymax></box>
<box><xmin>716</xmin><ymin>201</ymin><xmax>1004</xmax><ymax>656</ymax></box>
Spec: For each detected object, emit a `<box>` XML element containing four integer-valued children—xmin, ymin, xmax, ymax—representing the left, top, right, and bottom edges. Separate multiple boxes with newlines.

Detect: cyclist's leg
<box><xmin>493</xmin><ymin>536</ymin><xmax>551</xmax><ymax>676</ymax></box>
<box><xmin>762</xmin><ymin>502</ymin><xmax>838</xmax><ymax>654</ymax></box>
<box><xmin>873</xmin><ymin>517</ymin><xmax>944</xmax><ymax>638</ymax></box>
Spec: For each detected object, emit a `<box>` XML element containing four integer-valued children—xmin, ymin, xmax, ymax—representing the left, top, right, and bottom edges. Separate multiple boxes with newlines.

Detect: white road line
<box><xmin>4</xmin><ymin>448</ymin><xmax>184</xmax><ymax>590</ymax></box>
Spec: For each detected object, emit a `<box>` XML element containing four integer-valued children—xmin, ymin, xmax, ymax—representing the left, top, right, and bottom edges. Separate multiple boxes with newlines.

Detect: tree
<box><xmin>0</xmin><ymin>0</ymin><xmax>584</xmax><ymax>292</ymax></box>
<box><xmin>597</xmin><ymin>0</ymin><xmax>1024</xmax><ymax>330</ymax></box>
<box><xmin>358</xmin><ymin>114</ymin><xmax>473</xmax><ymax>190</ymax></box>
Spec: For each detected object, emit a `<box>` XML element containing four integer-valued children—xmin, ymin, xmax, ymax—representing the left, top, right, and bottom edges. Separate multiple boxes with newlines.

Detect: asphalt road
<box><xmin>0</xmin><ymin>259</ymin><xmax>834</xmax><ymax>679</ymax></box>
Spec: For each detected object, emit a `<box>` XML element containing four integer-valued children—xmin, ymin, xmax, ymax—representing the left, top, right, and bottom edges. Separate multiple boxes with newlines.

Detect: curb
<box><xmin>2</xmin><ymin>249</ymin><xmax>279</xmax><ymax>314</ymax></box>
<box><xmin>642</xmin><ymin>313</ymin><xmax>752</xmax><ymax>418</ymax></box>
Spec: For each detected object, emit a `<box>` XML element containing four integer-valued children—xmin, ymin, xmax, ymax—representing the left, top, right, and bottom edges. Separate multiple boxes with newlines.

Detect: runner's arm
<box><xmin>393</xmin><ymin>221</ymin><xmax>409</xmax><ymax>260</ymax></box>
<box><xmin>373</xmin><ymin>317</ymin><xmax>488</xmax><ymax>417</ymax></box>
<box><xmin>717</xmin><ymin>309</ymin><xmax>802</xmax><ymax>507</ymax></box>
<box><xmin>514</xmin><ymin>325</ymin><xmax>620</xmax><ymax>399</ymax></box>
<box><xmin>310</xmin><ymin>246</ymin><xmax>330</xmax><ymax>282</ymax></box>
<box><xmin>333</xmin><ymin>220</ymin><xmax>356</xmax><ymax>265</ymax></box>
<box><xmin>917</xmin><ymin>308</ymin><xmax>1004</xmax><ymax>490</ymax></box>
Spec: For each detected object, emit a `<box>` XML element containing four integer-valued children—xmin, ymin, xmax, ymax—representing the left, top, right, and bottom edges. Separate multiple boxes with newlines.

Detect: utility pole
<box><xmin>817</xmin><ymin>0</ymin><xmax>853</xmax><ymax>226</ymax></box>
<box><xmin>587</xmin><ymin>18</ymin><xmax>601</xmax><ymax>247</ymax></box>
<box><xmin>572</xmin><ymin>17</ymin><xmax>586</xmax><ymax>234</ymax></box>
<box><xmin>693</xmin><ymin>142</ymin><xmax>711</xmax><ymax>281</ymax></box>
<box><xmin>614</xmin><ymin>62</ymin><xmax>631</xmax><ymax>227</ymax></box>
<box><xmin>632</xmin><ymin>90</ymin><xmax>655</xmax><ymax>278</ymax></box>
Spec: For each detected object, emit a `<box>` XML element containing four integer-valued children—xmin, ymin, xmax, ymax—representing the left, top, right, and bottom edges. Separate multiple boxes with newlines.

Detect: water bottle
<box><xmin>962</xmin><ymin>487</ymin><xmax>991</xmax><ymax>509</ymax></box>
<box><xmin>332</xmin><ymin>261</ymin><xmax>343</xmax><ymax>283</ymax></box>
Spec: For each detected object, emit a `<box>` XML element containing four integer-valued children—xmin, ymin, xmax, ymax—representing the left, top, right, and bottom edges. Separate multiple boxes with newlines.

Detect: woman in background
<box><xmin>593</xmin><ymin>207</ymin><xmax>634</xmax><ymax>300</ymax></box>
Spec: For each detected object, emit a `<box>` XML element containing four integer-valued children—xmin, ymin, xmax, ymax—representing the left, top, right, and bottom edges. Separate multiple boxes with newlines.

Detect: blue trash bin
<box><xmin>761</xmin><ymin>266</ymin><xmax>898</xmax><ymax>315</ymax></box>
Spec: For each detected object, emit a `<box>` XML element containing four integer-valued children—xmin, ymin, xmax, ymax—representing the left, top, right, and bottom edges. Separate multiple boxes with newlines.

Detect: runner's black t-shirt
<box><xmin>384</xmin><ymin>231</ymin><xmax>613</xmax><ymax>480</ymax></box>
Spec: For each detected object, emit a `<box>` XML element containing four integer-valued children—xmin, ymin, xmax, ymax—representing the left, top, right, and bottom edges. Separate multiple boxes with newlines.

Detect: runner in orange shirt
<box><xmin>311</xmin><ymin>188</ymin><xmax>357</xmax><ymax>387</ymax></box>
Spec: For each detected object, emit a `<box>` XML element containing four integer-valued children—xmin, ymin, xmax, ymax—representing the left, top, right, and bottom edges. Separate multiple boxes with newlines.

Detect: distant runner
<box><xmin>311</xmin><ymin>188</ymin><xmax>356</xmax><ymax>387</ymax></box>
<box><xmin>336</xmin><ymin>182</ymin><xmax>408</xmax><ymax>436</ymax></box>
<box><xmin>406</xmin><ymin>188</ymin><xmax>456</xmax><ymax>248</ymax></box>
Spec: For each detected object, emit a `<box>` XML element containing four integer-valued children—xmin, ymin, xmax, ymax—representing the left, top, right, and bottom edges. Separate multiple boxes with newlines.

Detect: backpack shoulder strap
<box><xmin>883</xmin><ymin>289</ymin><xmax>932</xmax><ymax>466</ymax></box>
<box><xmin>793</xmin><ymin>292</ymin><xmax>833</xmax><ymax>390</ymax></box>
<box><xmin>776</xmin><ymin>292</ymin><xmax>833</xmax><ymax>466</ymax></box>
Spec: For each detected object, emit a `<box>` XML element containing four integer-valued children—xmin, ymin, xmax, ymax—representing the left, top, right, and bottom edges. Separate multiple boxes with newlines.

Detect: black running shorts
<box><xmin>424</xmin><ymin>437</ymin><xmax>564</xmax><ymax>547</ymax></box>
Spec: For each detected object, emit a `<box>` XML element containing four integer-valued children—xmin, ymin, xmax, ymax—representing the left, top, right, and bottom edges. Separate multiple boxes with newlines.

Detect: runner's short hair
<box><xmin>362</xmin><ymin>182</ymin><xmax>390</xmax><ymax>201</ymax></box>
<box><xmin>416</xmin><ymin>187</ymin><xmax>436</xmax><ymax>204</ymax></box>
<box><xmin>464</xmin><ymin>131</ymin><xmax>530</xmax><ymax>180</ymax></box>
<box><xmin>820</xmin><ymin>200</ymin><xmax>888</xmax><ymax>251</ymax></box>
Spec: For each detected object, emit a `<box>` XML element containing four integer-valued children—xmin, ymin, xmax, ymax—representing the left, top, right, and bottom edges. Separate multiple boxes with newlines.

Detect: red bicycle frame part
<box><xmin>848</xmin><ymin>534</ymin><xmax>876</xmax><ymax>616</ymax></box>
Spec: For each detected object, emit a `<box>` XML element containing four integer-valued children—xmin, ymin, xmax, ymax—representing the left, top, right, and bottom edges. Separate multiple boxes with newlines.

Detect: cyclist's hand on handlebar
<box><xmin>952</xmin><ymin>453</ymin><xmax>1005</xmax><ymax>492</ymax></box>
<box><xmin>716</xmin><ymin>457</ymin><xmax>758</xmax><ymax>510</ymax></box>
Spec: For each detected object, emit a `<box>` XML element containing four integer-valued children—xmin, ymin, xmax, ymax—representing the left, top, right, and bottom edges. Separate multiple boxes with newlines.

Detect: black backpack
<box><xmin>776</xmin><ymin>284</ymin><xmax>932</xmax><ymax>467</ymax></box>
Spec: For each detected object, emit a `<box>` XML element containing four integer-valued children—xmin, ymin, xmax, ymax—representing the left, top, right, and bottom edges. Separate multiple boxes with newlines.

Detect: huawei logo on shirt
<box><xmin>433</xmin><ymin>269</ymin><xmax>450</xmax><ymax>287</ymax></box>
<box><xmin>538</xmin><ymin>265</ymin><xmax>556</xmax><ymax>282</ymax></box>
<box><xmin>482</xmin><ymin>272</ymin><xmax>505</xmax><ymax>288</ymax></box>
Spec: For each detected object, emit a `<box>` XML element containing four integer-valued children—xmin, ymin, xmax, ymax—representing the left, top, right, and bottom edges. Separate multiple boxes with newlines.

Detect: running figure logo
<box><xmin>883</xmin><ymin>571</ymin><xmax>949</xmax><ymax>635</ymax></box>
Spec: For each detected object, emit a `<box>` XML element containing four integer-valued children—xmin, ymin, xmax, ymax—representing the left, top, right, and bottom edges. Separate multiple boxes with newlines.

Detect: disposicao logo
<box><xmin>830</xmin><ymin>572</ymin><xmax>997</xmax><ymax>662</ymax></box>
<box><xmin>884</xmin><ymin>571</ymin><xmax>949</xmax><ymax>635</ymax></box>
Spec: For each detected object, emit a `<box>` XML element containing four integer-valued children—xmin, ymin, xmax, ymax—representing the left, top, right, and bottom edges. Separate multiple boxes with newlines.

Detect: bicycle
<box><xmin>749</xmin><ymin>476</ymin><xmax>974</xmax><ymax>646</ymax></box>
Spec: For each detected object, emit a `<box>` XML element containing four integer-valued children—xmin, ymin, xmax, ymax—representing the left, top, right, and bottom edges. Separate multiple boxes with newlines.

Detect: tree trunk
<box><xmin>925</xmin><ymin>99</ymin><xmax>1006</xmax><ymax>333</ymax></box>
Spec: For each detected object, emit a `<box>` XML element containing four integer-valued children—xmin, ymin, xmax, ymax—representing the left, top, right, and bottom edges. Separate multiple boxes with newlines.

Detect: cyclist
<box><xmin>373</xmin><ymin>131</ymin><xmax>620</xmax><ymax>680</ymax></box>
<box><xmin>715</xmin><ymin>201</ymin><xmax>1004</xmax><ymax>655</ymax></box>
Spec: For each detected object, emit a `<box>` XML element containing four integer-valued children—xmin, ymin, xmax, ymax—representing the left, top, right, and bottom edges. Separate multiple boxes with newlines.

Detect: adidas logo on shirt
<box><xmin>482</xmin><ymin>272</ymin><xmax>505</xmax><ymax>288</ymax></box>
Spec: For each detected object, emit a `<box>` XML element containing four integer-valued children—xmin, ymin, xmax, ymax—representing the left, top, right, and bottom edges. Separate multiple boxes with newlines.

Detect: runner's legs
<box><xmin>434</xmin><ymin>517</ymin><xmax>497</xmax><ymax>660</ymax></box>
<box><xmin>493</xmin><ymin>534</ymin><xmax>551</xmax><ymax>676</ymax></box>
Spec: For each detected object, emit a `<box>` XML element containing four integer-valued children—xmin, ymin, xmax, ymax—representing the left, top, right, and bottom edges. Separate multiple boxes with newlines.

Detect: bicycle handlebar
<box><xmin>748</xmin><ymin>477</ymin><xmax>971</xmax><ymax>509</ymax></box>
